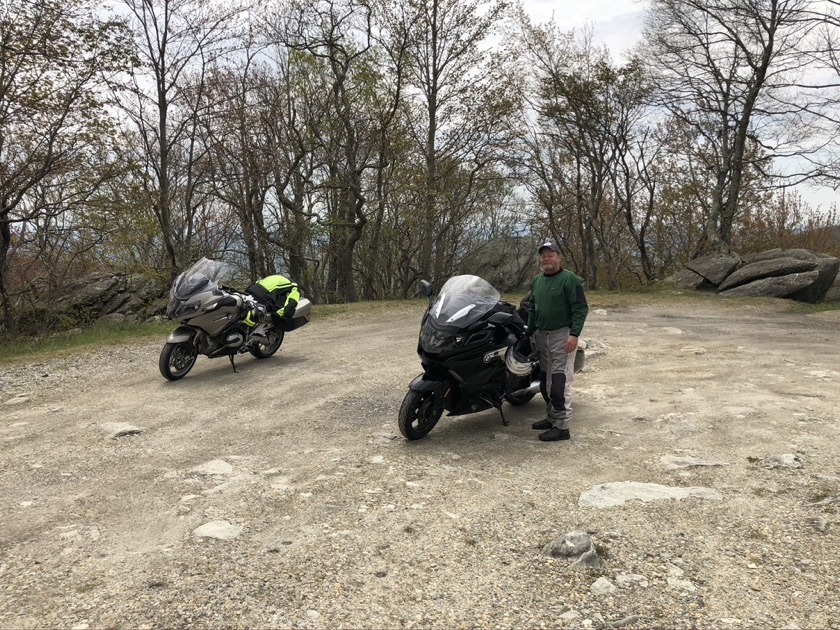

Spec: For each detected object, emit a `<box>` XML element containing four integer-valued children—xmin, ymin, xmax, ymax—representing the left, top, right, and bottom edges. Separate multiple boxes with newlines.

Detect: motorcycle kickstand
<box><xmin>229</xmin><ymin>355</ymin><xmax>238</xmax><ymax>373</ymax></box>
<box><xmin>478</xmin><ymin>394</ymin><xmax>508</xmax><ymax>426</ymax></box>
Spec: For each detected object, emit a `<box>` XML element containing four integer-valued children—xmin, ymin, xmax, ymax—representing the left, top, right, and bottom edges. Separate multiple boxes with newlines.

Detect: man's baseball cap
<box><xmin>538</xmin><ymin>240</ymin><xmax>563</xmax><ymax>255</ymax></box>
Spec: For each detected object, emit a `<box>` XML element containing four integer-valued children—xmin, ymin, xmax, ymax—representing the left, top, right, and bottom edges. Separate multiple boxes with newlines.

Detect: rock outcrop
<box><xmin>716</xmin><ymin>257</ymin><xmax>817</xmax><ymax>292</ymax></box>
<box><xmin>665</xmin><ymin>248</ymin><xmax>840</xmax><ymax>303</ymax></box>
<box><xmin>825</xmin><ymin>272</ymin><xmax>840</xmax><ymax>303</ymax></box>
<box><xmin>686</xmin><ymin>255</ymin><xmax>741</xmax><ymax>286</ymax></box>
<box><xmin>37</xmin><ymin>272</ymin><xmax>168</xmax><ymax>329</ymax></box>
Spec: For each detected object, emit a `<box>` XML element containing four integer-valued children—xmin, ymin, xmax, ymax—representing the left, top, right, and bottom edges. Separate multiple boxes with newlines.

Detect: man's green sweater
<box><xmin>527</xmin><ymin>269</ymin><xmax>589</xmax><ymax>336</ymax></box>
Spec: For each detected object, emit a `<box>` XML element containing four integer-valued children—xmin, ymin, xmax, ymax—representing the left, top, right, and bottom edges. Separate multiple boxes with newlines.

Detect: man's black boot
<box><xmin>531</xmin><ymin>419</ymin><xmax>553</xmax><ymax>430</ymax></box>
<box><xmin>539</xmin><ymin>427</ymin><xmax>570</xmax><ymax>441</ymax></box>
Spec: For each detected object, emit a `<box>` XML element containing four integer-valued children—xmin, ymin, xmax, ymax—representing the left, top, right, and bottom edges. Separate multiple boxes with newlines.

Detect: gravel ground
<box><xmin>1</xmin><ymin>296</ymin><xmax>839</xmax><ymax>629</ymax></box>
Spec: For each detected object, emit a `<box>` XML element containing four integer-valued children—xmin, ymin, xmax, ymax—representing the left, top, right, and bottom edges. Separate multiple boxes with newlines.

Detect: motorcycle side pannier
<box><xmin>289</xmin><ymin>298</ymin><xmax>312</xmax><ymax>331</ymax></box>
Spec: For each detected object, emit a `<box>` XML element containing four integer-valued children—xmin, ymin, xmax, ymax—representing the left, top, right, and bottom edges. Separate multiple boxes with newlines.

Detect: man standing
<box><xmin>528</xmin><ymin>241</ymin><xmax>589</xmax><ymax>442</ymax></box>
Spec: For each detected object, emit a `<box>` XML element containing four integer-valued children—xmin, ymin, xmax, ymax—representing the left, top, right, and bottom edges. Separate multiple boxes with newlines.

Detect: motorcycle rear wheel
<box><xmin>249</xmin><ymin>330</ymin><xmax>284</xmax><ymax>358</ymax></box>
<box><xmin>398</xmin><ymin>389</ymin><xmax>443</xmax><ymax>440</ymax></box>
<box><xmin>159</xmin><ymin>341</ymin><xmax>198</xmax><ymax>381</ymax></box>
<box><xmin>506</xmin><ymin>391</ymin><xmax>536</xmax><ymax>406</ymax></box>
<box><xmin>506</xmin><ymin>372</ymin><xmax>536</xmax><ymax>406</ymax></box>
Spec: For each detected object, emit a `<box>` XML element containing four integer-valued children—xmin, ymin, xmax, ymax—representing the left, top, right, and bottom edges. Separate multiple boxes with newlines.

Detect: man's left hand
<box><xmin>565</xmin><ymin>335</ymin><xmax>578</xmax><ymax>354</ymax></box>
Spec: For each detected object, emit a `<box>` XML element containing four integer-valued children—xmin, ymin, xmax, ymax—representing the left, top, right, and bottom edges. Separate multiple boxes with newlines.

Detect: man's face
<box><xmin>540</xmin><ymin>249</ymin><xmax>563</xmax><ymax>274</ymax></box>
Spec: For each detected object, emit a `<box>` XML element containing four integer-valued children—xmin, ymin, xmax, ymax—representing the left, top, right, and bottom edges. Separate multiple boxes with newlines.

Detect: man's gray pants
<box><xmin>533</xmin><ymin>327</ymin><xmax>576</xmax><ymax>430</ymax></box>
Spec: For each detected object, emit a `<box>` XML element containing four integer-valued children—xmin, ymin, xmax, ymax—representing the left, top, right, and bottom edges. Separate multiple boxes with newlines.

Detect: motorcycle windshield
<box><xmin>427</xmin><ymin>275</ymin><xmax>501</xmax><ymax>328</ymax></box>
<box><xmin>170</xmin><ymin>258</ymin><xmax>229</xmax><ymax>302</ymax></box>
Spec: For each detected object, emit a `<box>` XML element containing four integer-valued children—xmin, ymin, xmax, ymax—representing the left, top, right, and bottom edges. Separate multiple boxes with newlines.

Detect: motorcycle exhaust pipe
<box><xmin>509</xmin><ymin>380</ymin><xmax>540</xmax><ymax>398</ymax></box>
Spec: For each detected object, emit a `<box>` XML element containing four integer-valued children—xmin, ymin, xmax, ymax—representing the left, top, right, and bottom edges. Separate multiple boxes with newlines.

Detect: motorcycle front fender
<box><xmin>408</xmin><ymin>373</ymin><xmax>449</xmax><ymax>412</ymax></box>
<box><xmin>166</xmin><ymin>326</ymin><xmax>197</xmax><ymax>344</ymax></box>
<box><xmin>408</xmin><ymin>373</ymin><xmax>448</xmax><ymax>393</ymax></box>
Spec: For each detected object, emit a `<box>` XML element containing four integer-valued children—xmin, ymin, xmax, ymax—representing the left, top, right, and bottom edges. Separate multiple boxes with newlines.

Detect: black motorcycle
<box><xmin>159</xmin><ymin>258</ymin><xmax>311</xmax><ymax>380</ymax></box>
<box><xmin>399</xmin><ymin>274</ymin><xmax>583</xmax><ymax>440</ymax></box>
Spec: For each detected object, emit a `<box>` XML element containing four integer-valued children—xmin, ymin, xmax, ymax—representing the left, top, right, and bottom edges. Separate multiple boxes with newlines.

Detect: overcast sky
<box><xmin>517</xmin><ymin>0</ymin><xmax>838</xmax><ymax>210</ymax></box>
<box><xmin>519</xmin><ymin>0</ymin><xmax>646</xmax><ymax>59</ymax></box>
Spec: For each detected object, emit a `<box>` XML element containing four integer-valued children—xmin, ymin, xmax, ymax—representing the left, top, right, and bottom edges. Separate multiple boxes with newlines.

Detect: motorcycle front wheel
<box><xmin>249</xmin><ymin>330</ymin><xmax>284</xmax><ymax>358</ymax></box>
<box><xmin>159</xmin><ymin>341</ymin><xmax>198</xmax><ymax>381</ymax></box>
<box><xmin>398</xmin><ymin>389</ymin><xmax>443</xmax><ymax>440</ymax></box>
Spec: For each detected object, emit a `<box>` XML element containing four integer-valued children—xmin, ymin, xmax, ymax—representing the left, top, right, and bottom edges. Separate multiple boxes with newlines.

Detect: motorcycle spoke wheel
<box><xmin>398</xmin><ymin>389</ymin><xmax>443</xmax><ymax>440</ymax></box>
<box><xmin>159</xmin><ymin>342</ymin><xmax>198</xmax><ymax>381</ymax></box>
<box><xmin>249</xmin><ymin>330</ymin><xmax>284</xmax><ymax>358</ymax></box>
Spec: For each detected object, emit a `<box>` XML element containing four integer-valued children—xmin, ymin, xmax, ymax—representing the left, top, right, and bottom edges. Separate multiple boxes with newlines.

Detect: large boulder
<box><xmin>789</xmin><ymin>256</ymin><xmax>840</xmax><ymax>303</ymax></box>
<box><xmin>127</xmin><ymin>275</ymin><xmax>164</xmax><ymax>302</ymax></box>
<box><xmin>717</xmin><ymin>257</ymin><xmax>817</xmax><ymax>292</ymax></box>
<box><xmin>662</xmin><ymin>268</ymin><xmax>714</xmax><ymax>290</ymax></box>
<box><xmin>719</xmin><ymin>271</ymin><xmax>820</xmax><ymax>298</ymax></box>
<box><xmin>686</xmin><ymin>255</ymin><xmax>741</xmax><ymax>285</ymax></box>
<box><xmin>55</xmin><ymin>273</ymin><xmax>125</xmax><ymax>310</ymax></box>
<box><xmin>669</xmin><ymin>247</ymin><xmax>840</xmax><ymax>303</ymax></box>
<box><xmin>823</xmin><ymin>272</ymin><xmax>840</xmax><ymax>303</ymax></box>
<box><xmin>44</xmin><ymin>272</ymin><xmax>167</xmax><ymax>326</ymax></box>
<box><xmin>742</xmin><ymin>248</ymin><xmax>818</xmax><ymax>264</ymax></box>
<box><xmin>102</xmin><ymin>291</ymin><xmax>133</xmax><ymax>314</ymax></box>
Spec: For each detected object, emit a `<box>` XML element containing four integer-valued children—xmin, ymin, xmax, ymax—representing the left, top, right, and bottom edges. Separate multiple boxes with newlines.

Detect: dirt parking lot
<box><xmin>1</xmin><ymin>294</ymin><xmax>839</xmax><ymax>628</ymax></box>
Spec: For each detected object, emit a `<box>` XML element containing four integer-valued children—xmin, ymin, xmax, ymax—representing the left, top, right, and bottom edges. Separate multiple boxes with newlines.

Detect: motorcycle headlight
<box><xmin>174</xmin><ymin>301</ymin><xmax>200</xmax><ymax>318</ymax></box>
<box><xmin>420</xmin><ymin>327</ymin><xmax>451</xmax><ymax>351</ymax></box>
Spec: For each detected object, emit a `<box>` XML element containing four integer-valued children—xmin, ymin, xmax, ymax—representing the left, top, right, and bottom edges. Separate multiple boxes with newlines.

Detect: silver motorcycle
<box><xmin>159</xmin><ymin>258</ymin><xmax>311</xmax><ymax>380</ymax></box>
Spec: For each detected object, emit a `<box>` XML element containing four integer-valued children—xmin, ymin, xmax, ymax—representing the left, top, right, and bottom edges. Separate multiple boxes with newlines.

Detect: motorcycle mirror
<box><xmin>419</xmin><ymin>280</ymin><xmax>433</xmax><ymax>298</ymax></box>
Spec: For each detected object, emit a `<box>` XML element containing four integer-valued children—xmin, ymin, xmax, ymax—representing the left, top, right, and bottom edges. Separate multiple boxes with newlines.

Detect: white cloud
<box><xmin>518</xmin><ymin>0</ymin><xmax>839</xmax><ymax>211</ymax></box>
<box><xmin>520</xmin><ymin>0</ymin><xmax>645</xmax><ymax>58</ymax></box>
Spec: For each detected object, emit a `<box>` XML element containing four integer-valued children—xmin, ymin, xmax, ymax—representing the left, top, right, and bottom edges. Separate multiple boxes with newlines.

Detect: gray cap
<box><xmin>538</xmin><ymin>240</ymin><xmax>563</xmax><ymax>255</ymax></box>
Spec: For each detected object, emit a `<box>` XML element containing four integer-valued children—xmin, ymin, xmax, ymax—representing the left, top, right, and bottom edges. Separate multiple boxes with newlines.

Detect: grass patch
<box><xmin>0</xmin><ymin>320</ymin><xmax>174</xmax><ymax>364</ymax></box>
<box><xmin>786</xmin><ymin>301</ymin><xmax>840</xmax><ymax>314</ymax></box>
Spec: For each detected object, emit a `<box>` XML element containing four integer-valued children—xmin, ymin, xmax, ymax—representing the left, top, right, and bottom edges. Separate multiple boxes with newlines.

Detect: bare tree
<box><xmin>399</xmin><ymin>0</ymin><xmax>517</xmax><ymax>289</ymax></box>
<box><xmin>267</xmin><ymin>0</ymin><xmax>380</xmax><ymax>303</ymax></box>
<box><xmin>116</xmin><ymin>0</ymin><xmax>247</xmax><ymax>280</ymax></box>
<box><xmin>799</xmin><ymin>2</ymin><xmax>840</xmax><ymax>191</ymax></box>
<box><xmin>200</xmin><ymin>48</ymin><xmax>275</xmax><ymax>282</ymax></box>
<box><xmin>258</xmin><ymin>49</ymin><xmax>328</xmax><ymax>295</ymax></box>
<box><xmin>353</xmin><ymin>0</ymin><xmax>412</xmax><ymax>300</ymax></box>
<box><xmin>514</xmin><ymin>17</ymin><xmax>637</xmax><ymax>288</ymax></box>
<box><xmin>641</xmin><ymin>0</ymin><xmax>819</xmax><ymax>255</ymax></box>
<box><xmin>0</xmin><ymin>0</ymin><xmax>130</xmax><ymax>335</ymax></box>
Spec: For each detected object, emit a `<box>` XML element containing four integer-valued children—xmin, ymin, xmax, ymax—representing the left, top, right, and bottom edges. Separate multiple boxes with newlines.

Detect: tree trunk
<box><xmin>0</xmin><ymin>218</ymin><xmax>14</xmax><ymax>337</ymax></box>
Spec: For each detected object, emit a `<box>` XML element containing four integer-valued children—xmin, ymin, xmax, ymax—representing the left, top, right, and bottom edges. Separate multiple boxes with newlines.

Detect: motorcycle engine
<box><xmin>224</xmin><ymin>332</ymin><xmax>244</xmax><ymax>348</ymax></box>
